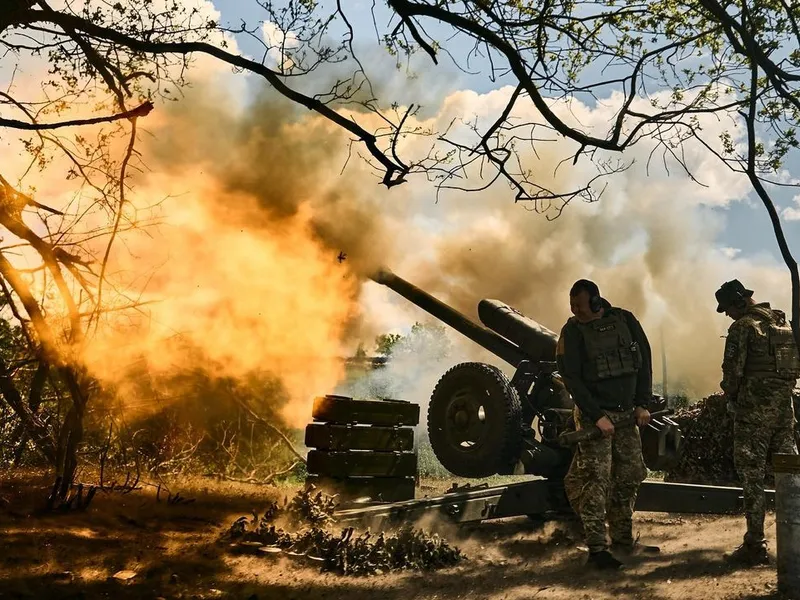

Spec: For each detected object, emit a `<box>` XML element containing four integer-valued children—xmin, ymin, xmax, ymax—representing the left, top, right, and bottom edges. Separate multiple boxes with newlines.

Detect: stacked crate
<box><xmin>304</xmin><ymin>395</ymin><xmax>419</xmax><ymax>503</ymax></box>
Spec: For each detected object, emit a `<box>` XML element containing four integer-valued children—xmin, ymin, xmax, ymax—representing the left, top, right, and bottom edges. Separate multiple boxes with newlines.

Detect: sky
<box><xmin>2</xmin><ymin>0</ymin><xmax>799</xmax><ymax>417</ymax></box>
<box><xmin>127</xmin><ymin>0</ymin><xmax>797</xmax><ymax>405</ymax></box>
<box><xmin>208</xmin><ymin>0</ymin><xmax>800</xmax><ymax>267</ymax></box>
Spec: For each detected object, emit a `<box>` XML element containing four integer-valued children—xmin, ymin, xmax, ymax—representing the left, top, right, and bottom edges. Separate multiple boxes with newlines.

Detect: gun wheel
<box><xmin>427</xmin><ymin>362</ymin><xmax>523</xmax><ymax>478</ymax></box>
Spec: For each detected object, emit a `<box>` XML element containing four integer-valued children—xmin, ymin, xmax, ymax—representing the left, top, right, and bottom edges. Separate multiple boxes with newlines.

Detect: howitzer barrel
<box><xmin>478</xmin><ymin>299</ymin><xmax>558</xmax><ymax>362</ymax></box>
<box><xmin>369</xmin><ymin>269</ymin><xmax>527</xmax><ymax>367</ymax></box>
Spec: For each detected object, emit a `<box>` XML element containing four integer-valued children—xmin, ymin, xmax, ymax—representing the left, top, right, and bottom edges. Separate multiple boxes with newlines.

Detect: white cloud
<box><xmin>261</xmin><ymin>21</ymin><xmax>300</xmax><ymax>71</ymax></box>
<box><xmin>721</xmin><ymin>247</ymin><xmax>742</xmax><ymax>258</ymax></box>
<box><xmin>782</xmin><ymin>194</ymin><xmax>800</xmax><ymax>221</ymax></box>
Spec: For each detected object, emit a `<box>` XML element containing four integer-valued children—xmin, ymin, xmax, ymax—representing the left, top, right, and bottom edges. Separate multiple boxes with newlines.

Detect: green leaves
<box><xmin>375</xmin><ymin>321</ymin><xmax>452</xmax><ymax>360</ymax></box>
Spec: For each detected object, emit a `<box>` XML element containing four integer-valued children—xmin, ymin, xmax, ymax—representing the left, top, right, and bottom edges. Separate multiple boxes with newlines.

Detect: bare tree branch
<box><xmin>0</xmin><ymin>101</ymin><xmax>153</xmax><ymax>131</ymax></box>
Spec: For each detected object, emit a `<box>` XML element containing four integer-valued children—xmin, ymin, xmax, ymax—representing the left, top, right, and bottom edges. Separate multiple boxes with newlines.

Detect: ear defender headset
<box><xmin>589</xmin><ymin>290</ymin><xmax>603</xmax><ymax>313</ymax></box>
<box><xmin>572</xmin><ymin>279</ymin><xmax>603</xmax><ymax>313</ymax></box>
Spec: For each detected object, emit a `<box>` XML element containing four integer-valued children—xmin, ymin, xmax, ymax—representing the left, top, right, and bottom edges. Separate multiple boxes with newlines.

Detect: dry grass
<box><xmin>0</xmin><ymin>470</ymin><xmax>789</xmax><ymax>600</ymax></box>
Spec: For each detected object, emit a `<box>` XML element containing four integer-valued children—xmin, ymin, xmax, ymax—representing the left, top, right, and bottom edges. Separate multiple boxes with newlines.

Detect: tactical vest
<box><xmin>576</xmin><ymin>310</ymin><xmax>642</xmax><ymax>381</ymax></box>
<box><xmin>743</xmin><ymin>306</ymin><xmax>800</xmax><ymax>380</ymax></box>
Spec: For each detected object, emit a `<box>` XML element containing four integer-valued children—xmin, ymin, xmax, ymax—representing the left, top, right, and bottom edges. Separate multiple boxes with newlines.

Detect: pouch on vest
<box><xmin>583</xmin><ymin>313</ymin><xmax>640</xmax><ymax>380</ymax></box>
<box><xmin>743</xmin><ymin>308</ymin><xmax>800</xmax><ymax>379</ymax></box>
<box><xmin>770</xmin><ymin>322</ymin><xmax>800</xmax><ymax>379</ymax></box>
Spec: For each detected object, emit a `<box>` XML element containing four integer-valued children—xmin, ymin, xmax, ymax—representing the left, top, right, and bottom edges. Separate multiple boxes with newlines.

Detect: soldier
<box><xmin>715</xmin><ymin>279</ymin><xmax>800</xmax><ymax>566</ymax></box>
<box><xmin>557</xmin><ymin>279</ymin><xmax>656</xmax><ymax>570</ymax></box>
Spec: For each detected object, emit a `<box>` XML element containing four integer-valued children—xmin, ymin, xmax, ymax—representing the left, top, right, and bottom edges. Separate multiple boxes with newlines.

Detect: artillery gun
<box><xmin>323</xmin><ymin>269</ymin><xmax>774</xmax><ymax>528</ymax></box>
<box><xmin>369</xmin><ymin>268</ymin><xmax>681</xmax><ymax>482</ymax></box>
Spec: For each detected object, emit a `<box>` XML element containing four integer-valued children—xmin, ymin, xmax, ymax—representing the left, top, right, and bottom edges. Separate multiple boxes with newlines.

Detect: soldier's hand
<box><xmin>634</xmin><ymin>406</ymin><xmax>651</xmax><ymax>427</ymax></box>
<box><xmin>596</xmin><ymin>416</ymin><xmax>615</xmax><ymax>437</ymax></box>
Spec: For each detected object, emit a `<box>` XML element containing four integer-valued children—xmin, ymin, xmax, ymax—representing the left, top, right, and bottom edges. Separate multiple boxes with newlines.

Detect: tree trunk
<box><xmin>53</xmin><ymin>366</ymin><xmax>89</xmax><ymax>499</ymax></box>
<box><xmin>743</xmin><ymin>63</ymin><xmax>800</xmax><ymax>350</ymax></box>
<box><xmin>55</xmin><ymin>407</ymin><xmax>83</xmax><ymax>497</ymax></box>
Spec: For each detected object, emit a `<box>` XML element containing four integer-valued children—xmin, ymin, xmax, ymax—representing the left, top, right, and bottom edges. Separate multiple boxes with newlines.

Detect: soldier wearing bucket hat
<box><xmin>715</xmin><ymin>279</ymin><xmax>800</xmax><ymax>566</ymax></box>
<box><xmin>715</xmin><ymin>279</ymin><xmax>754</xmax><ymax>316</ymax></box>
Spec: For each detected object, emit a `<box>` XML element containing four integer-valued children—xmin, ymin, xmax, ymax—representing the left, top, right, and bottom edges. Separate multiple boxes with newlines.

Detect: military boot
<box><xmin>611</xmin><ymin>540</ymin><xmax>661</xmax><ymax>555</ymax></box>
<box><xmin>586</xmin><ymin>550</ymin><xmax>623</xmax><ymax>570</ymax></box>
<box><xmin>724</xmin><ymin>541</ymin><xmax>769</xmax><ymax>567</ymax></box>
<box><xmin>611</xmin><ymin>532</ymin><xmax>661</xmax><ymax>555</ymax></box>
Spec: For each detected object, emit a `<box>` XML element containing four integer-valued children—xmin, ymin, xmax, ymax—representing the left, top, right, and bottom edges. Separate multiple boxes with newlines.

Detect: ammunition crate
<box><xmin>305</xmin><ymin>475</ymin><xmax>415</xmax><ymax>503</ymax></box>
<box><xmin>304</xmin><ymin>423</ymin><xmax>415</xmax><ymax>452</ymax></box>
<box><xmin>311</xmin><ymin>395</ymin><xmax>420</xmax><ymax>426</ymax></box>
<box><xmin>304</xmin><ymin>395</ymin><xmax>419</xmax><ymax>502</ymax></box>
<box><xmin>306</xmin><ymin>450</ymin><xmax>417</xmax><ymax>478</ymax></box>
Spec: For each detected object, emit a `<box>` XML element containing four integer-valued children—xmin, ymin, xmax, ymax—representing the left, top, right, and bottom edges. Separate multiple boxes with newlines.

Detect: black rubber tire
<box><xmin>427</xmin><ymin>362</ymin><xmax>523</xmax><ymax>478</ymax></box>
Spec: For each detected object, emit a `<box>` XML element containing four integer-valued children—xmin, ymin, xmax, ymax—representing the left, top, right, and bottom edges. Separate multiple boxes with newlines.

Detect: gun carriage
<box><xmin>369</xmin><ymin>268</ymin><xmax>680</xmax><ymax>480</ymax></box>
<box><xmin>313</xmin><ymin>269</ymin><xmax>771</xmax><ymax>528</ymax></box>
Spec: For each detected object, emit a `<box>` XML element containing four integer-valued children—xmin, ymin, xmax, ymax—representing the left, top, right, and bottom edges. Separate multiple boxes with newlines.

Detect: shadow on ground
<box><xmin>0</xmin><ymin>474</ymin><xmax>788</xmax><ymax>600</ymax></box>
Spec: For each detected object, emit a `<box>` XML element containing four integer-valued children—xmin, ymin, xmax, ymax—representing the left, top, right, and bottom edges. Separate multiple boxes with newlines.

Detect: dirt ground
<box><xmin>0</xmin><ymin>472</ymin><xmax>790</xmax><ymax>600</ymax></box>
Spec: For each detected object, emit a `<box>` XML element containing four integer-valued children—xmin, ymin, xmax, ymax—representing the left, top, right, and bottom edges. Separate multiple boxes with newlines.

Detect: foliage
<box><xmin>665</xmin><ymin>393</ymin><xmax>741</xmax><ymax>486</ymax></box>
<box><xmin>77</xmin><ymin>369</ymin><xmax>305</xmax><ymax>484</ymax></box>
<box><xmin>0</xmin><ymin>308</ymin><xmax>69</xmax><ymax>467</ymax></box>
<box><xmin>669</xmin><ymin>393</ymin><xmax>693</xmax><ymax>411</ymax></box>
<box><xmin>228</xmin><ymin>488</ymin><xmax>464</xmax><ymax>576</ymax></box>
<box><xmin>375</xmin><ymin>322</ymin><xmax>452</xmax><ymax>361</ymax></box>
<box><xmin>417</xmin><ymin>437</ymin><xmax>456</xmax><ymax>479</ymax></box>
<box><xmin>341</xmin><ymin>322</ymin><xmax>453</xmax><ymax>401</ymax></box>
<box><xmin>375</xmin><ymin>332</ymin><xmax>404</xmax><ymax>357</ymax></box>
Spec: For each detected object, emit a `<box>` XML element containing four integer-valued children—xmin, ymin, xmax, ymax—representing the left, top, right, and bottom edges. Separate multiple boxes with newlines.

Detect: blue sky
<box><xmin>210</xmin><ymin>0</ymin><xmax>800</xmax><ymax>269</ymax></box>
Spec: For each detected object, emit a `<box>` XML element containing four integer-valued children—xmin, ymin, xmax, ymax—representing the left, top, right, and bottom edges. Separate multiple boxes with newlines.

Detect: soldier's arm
<box><xmin>557</xmin><ymin>323</ymin><xmax>604</xmax><ymax>423</ymax></box>
<box><xmin>624</xmin><ymin>310</ymin><xmax>654</xmax><ymax>407</ymax></box>
<box><xmin>720</xmin><ymin>321</ymin><xmax>749</xmax><ymax>404</ymax></box>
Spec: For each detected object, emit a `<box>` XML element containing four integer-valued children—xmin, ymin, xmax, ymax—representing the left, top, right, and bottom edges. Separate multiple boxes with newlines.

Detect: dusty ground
<box><xmin>0</xmin><ymin>471</ymin><xmax>789</xmax><ymax>600</ymax></box>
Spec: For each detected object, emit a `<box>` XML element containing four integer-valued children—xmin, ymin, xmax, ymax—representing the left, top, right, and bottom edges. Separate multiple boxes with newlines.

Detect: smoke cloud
<box><xmin>104</xmin><ymin>81</ymin><xmax>790</xmax><ymax>422</ymax></box>
<box><xmin>2</xmin><ymin>18</ymin><xmax>793</xmax><ymax>435</ymax></box>
<box><xmin>351</xmin><ymin>88</ymin><xmax>790</xmax><ymax>400</ymax></box>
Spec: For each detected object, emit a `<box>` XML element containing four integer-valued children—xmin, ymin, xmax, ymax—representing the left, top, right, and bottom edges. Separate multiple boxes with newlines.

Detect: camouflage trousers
<box><xmin>563</xmin><ymin>407</ymin><xmax>647</xmax><ymax>553</ymax></box>
<box><xmin>733</xmin><ymin>378</ymin><xmax>798</xmax><ymax>544</ymax></box>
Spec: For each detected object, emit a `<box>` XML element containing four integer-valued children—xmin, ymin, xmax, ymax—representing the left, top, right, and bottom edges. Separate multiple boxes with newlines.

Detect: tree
<box><xmin>375</xmin><ymin>332</ymin><xmax>404</xmax><ymax>357</ymax></box>
<box><xmin>4</xmin><ymin>0</ymin><xmax>795</xmax><ymax>346</ymax></box>
<box><xmin>0</xmin><ymin>0</ymin><xmax>188</xmax><ymax>497</ymax></box>
<box><xmin>375</xmin><ymin>322</ymin><xmax>452</xmax><ymax>360</ymax></box>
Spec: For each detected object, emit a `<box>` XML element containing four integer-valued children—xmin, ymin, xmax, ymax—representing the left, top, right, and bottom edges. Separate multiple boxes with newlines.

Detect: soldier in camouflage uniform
<box><xmin>715</xmin><ymin>279</ymin><xmax>800</xmax><ymax>566</ymax></box>
<box><xmin>557</xmin><ymin>280</ymin><xmax>657</xmax><ymax>570</ymax></box>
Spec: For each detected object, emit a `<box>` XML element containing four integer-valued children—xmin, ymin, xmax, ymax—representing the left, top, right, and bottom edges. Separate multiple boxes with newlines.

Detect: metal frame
<box><xmin>356</xmin><ymin>271</ymin><xmax>762</xmax><ymax>529</ymax></box>
<box><xmin>333</xmin><ymin>479</ymin><xmax>774</xmax><ymax>529</ymax></box>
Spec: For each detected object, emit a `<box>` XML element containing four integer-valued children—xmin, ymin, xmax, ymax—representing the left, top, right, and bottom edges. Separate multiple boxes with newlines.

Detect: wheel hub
<box><xmin>446</xmin><ymin>388</ymin><xmax>488</xmax><ymax>450</ymax></box>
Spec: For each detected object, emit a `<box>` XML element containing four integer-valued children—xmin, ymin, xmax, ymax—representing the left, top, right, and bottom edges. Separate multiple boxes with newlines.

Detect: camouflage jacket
<box><xmin>720</xmin><ymin>302</ymin><xmax>793</xmax><ymax>406</ymax></box>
